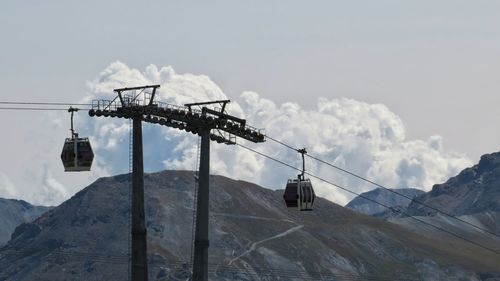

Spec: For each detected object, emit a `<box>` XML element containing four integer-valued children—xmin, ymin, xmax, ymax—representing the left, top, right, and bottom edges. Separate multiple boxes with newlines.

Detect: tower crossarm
<box><xmin>89</xmin><ymin>94</ymin><xmax>265</xmax><ymax>144</ymax></box>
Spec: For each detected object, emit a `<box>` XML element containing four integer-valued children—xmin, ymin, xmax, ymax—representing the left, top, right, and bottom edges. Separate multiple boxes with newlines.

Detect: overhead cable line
<box><xmin>236</xmin><ymin>142</ymin><xmax>500</xmax><ymax>256</ymax></box>
<box><xmin>1</xmin><ymin>99</ymin><xmax>498</xmax><ymax>255</ymax></box>
<box><xmin>0</xmin><ymin>107</ymin><xmax>84</xmax><ymax>111</ymax></box>
<box><xmin>0</xmin><ymin>248</ymin><xmax>414</xmax><ymax>280</ymax></box>
<box><xmin>0</xmin><ymin>101</ymin><xmax>92</xmax><ymax>106</ymax></box>
<box><xmin>35</xmin><ymin>251</ymin><xmax>419</xmax><ymax>280</ymax></box>
<box><xmin>1</xmin><ymin>249</ymin><xmax>387</xmax><ymax>281</ymax></box>
<box><xmin>264</xmin><ymin>134</ymin><xmax>500</xmax><ymax>239</ymax></box>
<box><xmin>0</xmin><ymin>101</ymin><xmax>92</xmax><ymax>111</ymax></box>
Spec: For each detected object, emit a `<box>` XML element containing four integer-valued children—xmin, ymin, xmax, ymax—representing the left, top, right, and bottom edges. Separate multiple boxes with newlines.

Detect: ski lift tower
<box><xmin>89</xmin><ymin>85</ymin><xmax>266</xmax><ymax>281</ymax></box>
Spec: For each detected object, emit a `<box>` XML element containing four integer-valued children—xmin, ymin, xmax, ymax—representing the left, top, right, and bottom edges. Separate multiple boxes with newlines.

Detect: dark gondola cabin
<box><xmin>284</xmin><ymin>177</ymin><xmax>315</xmax><ymax>211</ymax></box>
<box><xmin>61</xmin><ymin>107</ymin><xmax>94</xmax><ymax>172</ymax></box>
<box><xmin>283</xmin><ymin>148</ymin><xmax>316</xmax><ymax>211</ymax></box>
<box><xmin>61</xmin><ymin>136</ymin><xmax>94</xmax><ymax>171</ymax></box>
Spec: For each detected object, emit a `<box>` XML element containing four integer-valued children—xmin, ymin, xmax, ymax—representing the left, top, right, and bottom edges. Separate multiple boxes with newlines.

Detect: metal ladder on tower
<box><xmin>128</xmin><ymin>118</ymin><xmax>133</xmax><ymax>281</ymax></box>
<box><xmin>190</xmin><ymin>136</ymin><xmax>202</xmax><ymax>276</ymax></box>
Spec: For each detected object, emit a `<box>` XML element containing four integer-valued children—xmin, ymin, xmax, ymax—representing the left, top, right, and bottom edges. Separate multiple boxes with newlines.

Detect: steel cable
<box><xmin>265</xmin><ymin>134</ymin><xmax>500</xmax><ymax>239</ymax></box>
<box><xmin>236</xmin><ymin>142</ymin><xmax>500</xmax><ymax>256</ymax></box>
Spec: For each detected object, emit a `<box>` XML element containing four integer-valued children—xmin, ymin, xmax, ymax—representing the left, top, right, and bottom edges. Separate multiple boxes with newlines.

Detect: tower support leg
<box><xmin>192</xmin><ymin>128</ymin><xmax>210</xmax><ymax>281</ymax></box>
<box><xmin>131</xmin><ymin>116</ymin><xmax>148</xmax><ymax>281</ymax></box>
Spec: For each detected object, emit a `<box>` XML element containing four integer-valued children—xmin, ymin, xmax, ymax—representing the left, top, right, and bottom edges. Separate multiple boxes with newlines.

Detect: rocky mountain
<box><xmin>384</xmin><ymin>152</ymin><xmax>500</xmax><ymax>253</ymax></box>
<box><xmin>0</xmin><ymin>198</ymin><xmax>50</xmax><ymax>246</ymax></box>
<box><xmin>406</xmin><ymin>151</ymin><xmax>500</xmax><ymax>217</ymax></box>
<box><xmin>1</xmin><ymin>170</ymin><xmax>499</xmax><ymax>281</ymax></box>
<box><xmin>345</xmin><ymin>188</ymin><xmax>425</xmax><ymax>216</ymax></box>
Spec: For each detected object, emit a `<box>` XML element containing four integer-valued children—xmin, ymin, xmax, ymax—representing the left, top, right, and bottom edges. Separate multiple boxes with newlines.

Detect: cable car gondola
<box><xmin>283</xmin><ymin>148</ymin><xmax>316</xmax><ymax>211</ymax></box>
<box><xmin>61</xmin><ymin>107</ymin><xmax>94</xmax><ymax>172</ymax></box>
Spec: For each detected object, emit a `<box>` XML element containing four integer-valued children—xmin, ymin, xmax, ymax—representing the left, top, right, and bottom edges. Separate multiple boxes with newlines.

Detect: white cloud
<box><xmin>34</xmin><ymin>164</ymin><xmax>70</xmax><ymax>206</ymax></box>
<box><xmin>235</xmin><ymin>92</ymin><xmax>471</xmax><ymax>204</ymax></box>
<box><xmin>1</xmin><ymin>61</ymin><xmax>468</xmax><ymax>207</ymax></box>
<box><xmin>79</xmin><ymin>61</ymin><xmax>241</xmax><ymax>177</ymax></box>
<box><xmin>0</xmin><ymin>172</ymin><xmax>17</xmax><ymax>199</ymax></box>
<box><xmin>80</xmin><ymin>61</ymin><xmax>471</xmax><ymax>206</ymax></box>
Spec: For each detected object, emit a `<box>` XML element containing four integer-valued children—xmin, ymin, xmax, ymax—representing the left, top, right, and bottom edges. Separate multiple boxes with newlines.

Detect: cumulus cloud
<box><xmin>236</xmin><ymin>93</ymin><xmax>471</xmax><ymax>204</ymax></box>
<box><xmin>0</xmin><ymin>172</ymin><xmax>17</xmax><ymax>199</ymax></box>
<box><xmin>78</xmin><ymin>61</ymin><xmax>471</xmax><ymax>206</ymax></box>
<box><xmin>79</xmin><ymin>61</ymin><xmax>242</xmax><ymax>177</ymax></box>
<box><xmin>33</xmin><ymin>164</ymin><xmax>70</xmax><ymax>206</ymax></box>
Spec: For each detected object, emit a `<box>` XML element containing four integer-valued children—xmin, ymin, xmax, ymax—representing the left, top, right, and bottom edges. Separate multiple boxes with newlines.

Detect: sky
<box><xmin>0</xmin><ymin>1</ymin><xmax>499</xmax><ymax>206</ymax></box>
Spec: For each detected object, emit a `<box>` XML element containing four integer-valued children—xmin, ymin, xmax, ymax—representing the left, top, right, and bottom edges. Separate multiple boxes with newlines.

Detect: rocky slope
<box><xmin>383</xmin><ymin>152</ymin><xmax>500</xmax><ymax>262</ymax></box>
<box><xmin>345</xmin><ymin>188</ymin><xmax>424</xmax><ymax>216</ymax></box>
<box><xmin>1</xmin><ymin>171</ymin><xmax>499</xmax><ymax>281</ymax></box>
<box><xmin>406</xmin><ymin>152</ymin><xmax>500</xmax><ymax>217</ymax></box>
<box><xmin>0</xmin><ymin>198</ymin><xmax>50</xmax><ymax>246</ymax></box>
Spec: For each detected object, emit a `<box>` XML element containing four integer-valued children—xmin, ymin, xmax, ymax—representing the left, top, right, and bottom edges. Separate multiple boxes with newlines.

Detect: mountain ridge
<box><xmin>345</xmin><ymin>187</ymin><xmax>425</xmax><ymax>216</ymax></box>
<box><xmin>406</xmin><ymin>151</ymin><xmax>500</xmax><ymax>217</ymax></box>
<box><xmin>0</xmin><ymin>198</ymin><xmax>50</xmax><ymax>246</ymax></box>
<box><xmin>1</xmin><ymin>170</ymin><xmax>499</xmax><ymax>280</ymax></box>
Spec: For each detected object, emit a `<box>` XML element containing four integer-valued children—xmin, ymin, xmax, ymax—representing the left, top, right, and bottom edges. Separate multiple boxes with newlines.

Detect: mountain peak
<box><xmin>477</xmin><ymin>151</ymin><xmax>500</xmax><ymax>174</ymax></box>
<box><xmin>345</xmin><ymin>187</ymin><xmax>425</xmax><ymax>216</ymax></box>
<box><xmin>408</xmin><ymin>151</ymin><xmax>500</xmax><ymax>216</ymax></box>
<box><xmin>0</xmin><ymin>198</ymin><xmax>50</xmax><ymax>246</ymax></box>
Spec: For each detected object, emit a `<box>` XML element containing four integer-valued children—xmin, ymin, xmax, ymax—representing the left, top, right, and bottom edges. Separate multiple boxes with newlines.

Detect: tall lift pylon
<box><xmin>131</xmin><ymin>115</ymin><xmax>148</xmax><ymax>280</ymax></box>
<box><xmin>89</xmin><ymin>85</ymin><xmax>265</xmax><ymax>281</ymax></box>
